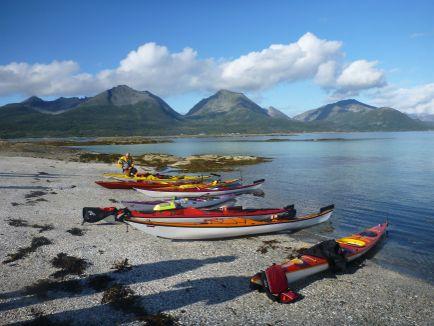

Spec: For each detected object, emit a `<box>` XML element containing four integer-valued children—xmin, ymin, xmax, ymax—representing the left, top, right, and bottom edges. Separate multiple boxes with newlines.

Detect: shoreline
<box><xmin>0</xmin><ymin>140</ymin><xmax>271</xmax><ymax>173</ymax></box>
<box><xmin>4</xmin><ymin>129</ymin><xmax>433</xmax><ymax>142</ymax></box>
<box><xmin>0</xmin><ymin>156</ymin><xmax>433</xmax><ymax>325</ymax></box>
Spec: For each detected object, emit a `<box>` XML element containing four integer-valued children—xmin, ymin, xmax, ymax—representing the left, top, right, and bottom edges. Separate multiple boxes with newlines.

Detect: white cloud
<box><xmin>0</xmin><ymin>60</ymin><xmax>83</xmax><ymax>96</ymax></box>
<box><xmin>93</xmin><ymin>43</ymin><xmax>216</xmax><ymax>96</ymax></box>
<box><xmin>336</xmin><ymin>60</ymin><xmax>385</xmax><ymax>91</ymax></box>
<box><xmin>314</xmin><ymin>60</ymin><xmax>339</xmax><ymax>87</ymax></box>
<box><xmin>0</xmin><ymin>33</ymin><xmax>389</xmax><ymax>100</ymax></box>
<box><xmin>371</xmin><ymin>83</ymin><xmax>434</xmax><ymax>114</ymax></box>
<box><xmin>316</xmin><ymin>60</ymin><xmax>386</xmax><ymax>98</ymax></box>
<box><xmin>218</xmin><ymin>32</ymin><xmax>342</xmax><ymax>90</ymax></box>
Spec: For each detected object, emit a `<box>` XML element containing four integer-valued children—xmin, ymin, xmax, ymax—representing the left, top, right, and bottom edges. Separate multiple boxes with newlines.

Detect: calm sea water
<box><xmin>79</xmin><ymin>132</ymin><xmax>434</xmax><ymax>282</ymax></box>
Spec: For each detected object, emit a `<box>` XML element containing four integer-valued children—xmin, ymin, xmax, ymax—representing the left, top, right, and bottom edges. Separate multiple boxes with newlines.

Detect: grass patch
<box><xmin>66</xmin><ymin>227</ymin><xmax>85</xmax><ymax>236</ymax></box>
<box><xmin>256</xmin><ymin>239</ymin><xmax>281</xmax><ymax>254</ymax></box>
<box><xmin>3</xmin><ymin>236</ymin><xmax>52</xmax><ymax>264</ymax></box>
<box><xmin>111</xmin><ymin>258</ymin><xmax>132</xmax><ymax>273</ymax></box>
<box><xmin>50</xmin><ymin>253</ymin><xmax>89</xmax><ymax>278</ymax></box>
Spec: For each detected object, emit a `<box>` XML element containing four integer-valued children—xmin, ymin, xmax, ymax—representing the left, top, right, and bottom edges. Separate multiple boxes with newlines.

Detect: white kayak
<box><xmin>134</xmin><ymin>179</ymin><xmax>265</xmax><ymax>198</ymax></box>
<box><xmin>120</xmin><ymin>194</ymin><xmax>236</xmax><ymax>212</ymax></box>
<box><xmin>124</xmin><ymin>205</ymin><xmax>334</xmax><ymax>240</ymax></box>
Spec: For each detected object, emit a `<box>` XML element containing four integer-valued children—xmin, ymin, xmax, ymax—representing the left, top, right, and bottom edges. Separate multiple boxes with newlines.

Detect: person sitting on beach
<box><xmin>117</xmin><ymin>153</ymin><xmax>138</xmax><ymax>176</ymax></box>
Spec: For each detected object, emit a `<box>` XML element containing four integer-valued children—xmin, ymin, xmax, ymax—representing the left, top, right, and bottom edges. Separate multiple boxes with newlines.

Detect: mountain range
<box><xmin>292</xmin><ymin>99</ymin><xmax>426</xmax><ymax>131</ymax></box>
<box><xmin>0</xmin><ymin>85</ymin><xmax>430</xmax><ymax>138</ymax></box>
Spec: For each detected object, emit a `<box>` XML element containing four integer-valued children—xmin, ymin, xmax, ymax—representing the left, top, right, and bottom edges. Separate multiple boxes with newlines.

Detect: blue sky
<box><xmin>1</xmin><ymin>0</ymin><xmax>433</xmax><ymax>115</ymax></box>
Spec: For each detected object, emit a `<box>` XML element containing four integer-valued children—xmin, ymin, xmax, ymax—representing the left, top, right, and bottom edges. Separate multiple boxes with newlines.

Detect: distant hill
<box><xmin>409</xmin><ymin>113</ymin><xmax>434</xmax><ymax>122</ymax></box>
<box><xmin>82</xmin><ymin>85</ymin><xmax>181</xmax><ymax>119</ymax></box>
<box><xmin>0</xmin><ymin>85</ymin><xmax>184</xmax><ymax>137</ymax></box>
<box><xmin>267</xmin><ymin>106</ymin><xmax>291</xmax><ymax>120</ymax></box>
<box><xmin>293</xmin><ymin>99</ymin><xmax>428</xmax><ymax>131</ymax></box>
<box><xmin>187</xmin><ymin>89</ymin><xmax>267</xmax><ymax>118</ymax></box>
<box><xmin>3</xmin><ymin>96</ymin><xmax>86</xmax><ymax>114</ymax></box>
<box><xmin>185</xmin><ymin>90</ymin><xmax>307</xmax><ymax>133</ymax></box>
<box><xmin>293</xmin><ymin>99</ymin><xmax>376</xmax><ymax>122</ymax></box>
<box><xmin>0</xmin><ymin>86</ymin><xmax>430</xmax><ymax>138</ymax></box>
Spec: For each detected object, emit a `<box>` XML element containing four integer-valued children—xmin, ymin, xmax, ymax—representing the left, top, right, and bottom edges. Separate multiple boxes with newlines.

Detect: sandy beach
<box><xmin>0</xmin><ymin>155</ymin><xmax>433</xmax><ymax>325</ymax></box>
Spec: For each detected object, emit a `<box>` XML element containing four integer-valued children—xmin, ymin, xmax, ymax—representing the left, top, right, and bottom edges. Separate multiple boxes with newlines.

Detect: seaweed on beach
<box><xmin>287</xmin><ymin>247</ymin><xmax>309</xmax><ymax>260</ymax></box>
<box><xmin>257</xmin><ymin>239</ymin><xmax>281</xmax><ymax>254</ymax></box>
<box><xmin>101</xmin><ymin>284</ymin><xmax>178</xmax><ymax>324</ymax></box>
<box><xmin>111</xmin><ymin>258</ymin><xmax>132</xmax><ymax>272</ymax></box>
<box><xmin>8</xmin><ymin>218</ymin><xmax>28</xmax><ymax>227</ymax></box>
<box><xmin>25</xmin><ymin>279</ymin><xmax>84</xmax><ymax>299</ymax></box>
<box><xmin>50</xmin><ymin>253</ymin><xmax>89</xmax><ymax>278</ymax></box>
<box><xmin>25</xmin><ymin>308</ymin><xmax>53</xmax><ymax>326</ymax></box>
<box><xmin>87</xmin><ymin>275</ymin><xmax>114</xmax><ymax>291</ymax></box>
<box><xmin>25</xmin><ymin>191</ymin><xmax>48</xmax><ymax>199</ymax></box>
<box><xmin>39</xmin><ymin>137</ymin><xmax>172</xmax><ymax>147</ymax></box>
<box><xmin>23</xmin><ymin>308</ymin><xmax>72</xmax><ymax>326</ymax></box>
<box><xmin>138</xmin><ymin>313</ymin><xmax>179</xmax><ymax>326</ymax></box>
<box><xmin>24</xmin><ymin>190</ymin><xmax>50</xmax><ymax>206</ymax></box>
<box><xmin>2</xmin><ymin>236</ymin><xmax>52</xmax><ymax>264</ymax></box>
<box><xmin>78</xmin><ymin>153</ymin><xmax>119</xmax><ymax>164</ymax></box>
<box><xmin>66</xmin><ymin>227</ymin><xmax>85</xmax><ymax>236</ymax></box>
<box><xmin>7</xmin><ymin>218</ymin><xmax>54</xmax><ymax>233</ymax></box>
<box><xmin>108</xmin><ymin>198</ymin><xmax>118</xmax><ymax>203</ymax></box>
<box><xmin>176</xmin><ymin>156</ymin><xmax>271</xmax><ymax>173</ymax></box>
<box><xmin>35</xmin><ymin>224</ymin><xmax>54</xmax><ymax>232</ymax></box>
<box><xmin>101</xmin><ymin>283</ymin><xmax>140</xmax><ymax>312</ymax></box>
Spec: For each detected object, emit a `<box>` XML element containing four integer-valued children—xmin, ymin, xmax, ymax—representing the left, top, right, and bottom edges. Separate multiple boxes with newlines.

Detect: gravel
<box><xmin>0</xmin><ymin>156</ymin><xmax>433</xmax><ymax>325</ymax></box>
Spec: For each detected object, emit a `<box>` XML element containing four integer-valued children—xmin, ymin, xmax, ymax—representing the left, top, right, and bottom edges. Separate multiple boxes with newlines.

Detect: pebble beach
<box><xmin>1</xmin><ymin>155</ymin><xmax>433</xmax><ymax>325</ymax></box>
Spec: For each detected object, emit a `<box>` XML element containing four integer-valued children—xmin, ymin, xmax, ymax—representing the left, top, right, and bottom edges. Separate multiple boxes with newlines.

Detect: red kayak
<box><xmin>95</xmin><ymin>180</ymin><xmax>174</xmax><ymax>189</ymax></box>
<box><xmin>250</xmin><ymin>222</ymin><xmax>388</xmax><ymax>303</ymax></box>
<box><xmin>82</xmin><ymin>204</ymin><xmax>298</xmax><ymax>224</ymax></box>
<box><xmin>95</xmin><ymin>178</ymin><xmax>240</xmax><ymax>190</ymax></box>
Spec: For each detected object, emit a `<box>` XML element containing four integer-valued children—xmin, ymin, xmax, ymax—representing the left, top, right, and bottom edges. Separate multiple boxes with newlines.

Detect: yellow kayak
<box><xmin>102</xmin><ymin>172</ymin><xmax>213</xmax><ymax>183</ymax></box>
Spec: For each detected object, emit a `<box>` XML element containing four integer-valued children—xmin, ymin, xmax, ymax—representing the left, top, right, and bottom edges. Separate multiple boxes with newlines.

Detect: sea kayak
<box><xmin>123</xmin><ymin>204</ymin><xmax>334</xmax><ymax>239</ymax></box>
<box><xmin>83</xmin><ymin>202</ymin><xmax>296</xmax><ymax>223</ymax></box>
<box><xmin>250</xmin><ymin>222</ymin><xmax>388</xmax><ymax>302</ymax></box>
<box><xmin>121</xmin><ymin>194</ymin><xmax>237</xmax><ymax>211</ymax></box>
<box><xmin>134</xmin><ymin>179</ymin><xmax>265</xmax><ymax>198</ymax></box>
<box><xmin>103</xmin><ymin>172</ymin><xmax>213</xmax><ymax>182</ymax></box>
<box><xmin>95</xmin><ymin>178</ymin><xmax>240</xmax><ymax>190</ymax></box>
